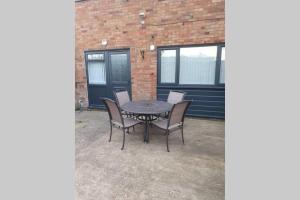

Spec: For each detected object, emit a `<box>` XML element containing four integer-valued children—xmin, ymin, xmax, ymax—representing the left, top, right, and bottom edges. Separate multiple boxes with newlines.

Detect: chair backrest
<box><xmin>167</xmin><ymin>90</ymin><xmax>186</xmax><ymax>104</ymax></box>
<box><xmin>102</xmin><ymin>98</ymin><xmax>123</xmax><ymax>125</ymax></box>
<box><xmin>113</xmin><ymin>89</ymin><xmax>130</xmax><ymax>107</ymax></box>
<box><xmin>168</xmin><ymin>100</ymin><xmax>192</xmax><ymax>127</ymax></box>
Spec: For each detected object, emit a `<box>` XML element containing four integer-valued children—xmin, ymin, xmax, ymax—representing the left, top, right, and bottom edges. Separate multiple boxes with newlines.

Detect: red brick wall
<box><xmin>75</xmin><ymin>0</ymin><xmax>224</xmax><ymax>106</ymax></box>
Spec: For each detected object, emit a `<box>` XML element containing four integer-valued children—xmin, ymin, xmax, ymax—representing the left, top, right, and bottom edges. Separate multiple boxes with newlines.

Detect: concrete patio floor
<box><xmin>76</xmin><ymin>110</ymin><xmax>224</xmax><ymax>200</ymax></box>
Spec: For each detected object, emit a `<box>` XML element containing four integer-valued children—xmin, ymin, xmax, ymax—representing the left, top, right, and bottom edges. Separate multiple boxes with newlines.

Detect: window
<box><xmin>87</xmin><ymin>53</ymin><xmax>106</xmax><ymax>84</ymax></box>
<box><xmin>160</xmin><ymin>50</ymin><xmax>176</xmax><ymax>83</ymax></box>
<box><xmin>179</xmin><ymin>46</ymin><xmax>217</xmax><ymax>84</ymax></box>
<box><xmin>110</xmin><ymin>54</ymin><xmax>128</xmax><ymax>82</ymax></box>
<box><xmin>158</xmin><ymin>44</ymin><xmax>224</xmax><ymax>86</ymax></box>
<box><xmin>219</xmin><ymin>47</ymin><xmax>225</xmax><ymax>84</ymax></box>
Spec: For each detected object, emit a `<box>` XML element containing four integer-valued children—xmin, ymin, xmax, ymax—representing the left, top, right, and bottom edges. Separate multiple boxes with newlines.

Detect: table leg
<box><xmin>144</xmin><ymin>122</ymin><xmax>146</xmax><ymax>142</ymax></box>
<box><xmin>142</xmin><ymin>115</ymin><xmax>152</xmax><ymax>143</ymax></box>
<box><xmin>146</xmin><ymin>115</ymin><xmax>149</xmax><ymax>143</ymax></box>
<box><xmin>142</xmin><ymin>115</ymin><xmax>150</xmax><ymax>143</ymax></box>
<box><xmin>144</xmin><ymin>115</ymin><xmax>147</xmax><ymax>143</ymax></box>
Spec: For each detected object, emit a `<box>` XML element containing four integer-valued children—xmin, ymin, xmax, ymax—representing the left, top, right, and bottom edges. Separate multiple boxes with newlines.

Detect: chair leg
<box><xmin>109</xmin><ymin>122</ymin><xmax>112</xmax><ymax>142</ymax></box>
<box><xmin>181</xmin><ymin>127</ymin><xmax>184</xmax><ymax>144</ymax></box>
<box><xmin>166</xmin><ymin>130</ymin><xmax>170</xmax><ymax>152</ymax></box>
<box><xmin>121</xmin><ymin>128</ymin><xmax>126</xmax><ymax>150</ymax></box>
<box><xmin>133</xmin><ymin>125</ymin><xmax>135</xmax><ymax>132</ymax></box>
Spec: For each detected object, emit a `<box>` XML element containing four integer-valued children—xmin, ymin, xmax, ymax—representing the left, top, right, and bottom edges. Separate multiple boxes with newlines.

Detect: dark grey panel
<box><xmin>157</xmin><ymin>86</ymin><xmax>225</xmax><ymax>119</ymax></box>
<box><xmin>87</xmin><ymin>85</ymin><xmax>107</xmax><ymax>108</ymax></box>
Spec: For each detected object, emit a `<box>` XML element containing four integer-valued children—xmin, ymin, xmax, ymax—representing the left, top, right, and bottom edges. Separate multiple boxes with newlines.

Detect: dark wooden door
<box><xmin>85</xmin><ymin>49</ymin><xmax>131</xmax><ymax>108</ymax></box>
<box><xmin>108</xmin><ymin>50</ymin><xmax>131</xmax><ymax>98</ymax></box>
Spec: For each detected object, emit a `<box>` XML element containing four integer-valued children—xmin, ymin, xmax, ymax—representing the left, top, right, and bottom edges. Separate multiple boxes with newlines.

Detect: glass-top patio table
<box><xmin>121</xmin><ymin>100</ymin><xmax>172</xmax><ymax>143</ymax></box>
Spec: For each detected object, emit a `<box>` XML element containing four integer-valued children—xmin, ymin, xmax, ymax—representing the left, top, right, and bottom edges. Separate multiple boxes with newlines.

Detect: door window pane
<box><xmin>111</xmin><ymin>54</ymin><xmax>128</xmax><ymax>82</ymax></box>
<box><xmin>87</xmin><ymin>53</ymin><xmax>104</xmax><ymax>61</ymax></box>
<box><xmin>88</xmin><ymin>61</ymin><xmax>106</xmax><ymax>84</ymax></box>
<box><xmin>219</xmin><ymin>47</ymin><xmax>225</xmax><ymax>83</ymax></box>
<box><xmin>160</xmin><ymin>50</ymin><xmax>176</xmax><ymax>83</ymax></box>
<box><xmin>179</xmin><ymin>46</ymin><xmax>217</xmax><ymax>84</ymax></box>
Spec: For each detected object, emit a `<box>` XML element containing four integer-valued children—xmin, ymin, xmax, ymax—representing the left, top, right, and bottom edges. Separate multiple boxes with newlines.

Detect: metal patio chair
<box><xmin>161</xmin><ymin>90</ymin><xmax>186</xmax><ymax>118</ymax></box>
<box><xmin>113</xmin><ymin>89</ymin><xmax>136</xmax><ymax>132</ymax></box>
<box><xmin>113</xmin><ymin>89</ymin><xmax>131</xmax><ymax>108</ymax></box>
<box><xmin>102</xmin><ymin>98</ymin><xmax>143</xmax><ymax>150</ymax></box>
<box><xmin>167</xmin><ymin>90</ymin><xmax>186</xmax><ymax>104</ymax></box>
<box><xmin>113</xmin><ymin>89</ymin><xmax>134</xmax><ymax>116</ymax></box>
<box><xmin>152</xmin><ymin>100</ymin><xmax>192</xmax><ymax>152</ymax></box>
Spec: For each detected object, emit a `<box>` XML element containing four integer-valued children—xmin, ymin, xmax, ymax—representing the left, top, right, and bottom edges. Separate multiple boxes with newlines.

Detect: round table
<box><xmin>121</xmin><ymin>100</ymin><xmax>172</xmax><ymax>143</ymax></box>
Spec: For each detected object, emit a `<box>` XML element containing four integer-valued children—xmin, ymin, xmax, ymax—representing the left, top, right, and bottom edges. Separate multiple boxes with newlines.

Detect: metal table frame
<box><xmin>121</xmin><ymin>100</ymin><xmax>172</xmax><ymax>143</ymax></box>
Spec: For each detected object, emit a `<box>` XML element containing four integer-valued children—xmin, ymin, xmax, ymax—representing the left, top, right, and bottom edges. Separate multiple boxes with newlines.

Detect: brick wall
<box><xmin>75</xmin><ymin>0</ymin><xmax>225</xmax><ymax>106</ymax></box>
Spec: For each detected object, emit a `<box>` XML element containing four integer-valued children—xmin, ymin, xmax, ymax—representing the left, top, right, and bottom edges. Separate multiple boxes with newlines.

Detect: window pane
<box><xmin>88</xmin><ymin>61</ymin><xmax>106</xmax><ymax>84</ymax></box>
<box><xmin>219</xmin><ymin>47</ymin><xmax>225</xmax><ymax>83</ymax></box>
<box><xmin>179</xmin><ymin>46</ymin><xmax>217</xmax><ymax>84</ymax></box>
<box><xmin>110</xmin><ymin>54</ymin><xmax>128</xmax><ymax>82</ymax></box>
<box><xmin>87</xmin><ymin>53</ymin><xmax>104</xmax><ymax>61</ymax></box>
<box><xmin>160</xmin><ymin>50</ymin><xmax>176</xmax><ymax>83</ymax></box>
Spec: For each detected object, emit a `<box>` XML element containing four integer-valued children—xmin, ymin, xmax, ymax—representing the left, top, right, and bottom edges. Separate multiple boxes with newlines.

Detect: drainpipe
<box><xmin>79</xmin><ymin>100</ymin><xmax>83</xmax><ymax>112</ymax></box>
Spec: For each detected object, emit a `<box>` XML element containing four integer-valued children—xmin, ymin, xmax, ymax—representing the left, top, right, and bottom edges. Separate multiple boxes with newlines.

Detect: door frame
<box><xmin>84</xmin><ymin>48</ymin><xmax>131</xmax><ymax>108</ymax></box>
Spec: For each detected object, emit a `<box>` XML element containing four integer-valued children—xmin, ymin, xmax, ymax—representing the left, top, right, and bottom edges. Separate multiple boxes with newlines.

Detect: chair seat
<box><xmin>152</xmin><ymin>118</ymin><xmax>182</xmax><ymax>130</ymax></box>
<box><xmin>112</xmin><ymin>118</ymin><xmax>142</xmax><ymax>128</ymax></box>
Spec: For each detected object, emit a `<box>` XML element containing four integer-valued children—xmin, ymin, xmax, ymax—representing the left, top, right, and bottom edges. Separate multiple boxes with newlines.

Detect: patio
<box><xmin>76</xmin><ymin>110</ymin><xmax>224</xmax><ymax>200</ymax></box>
